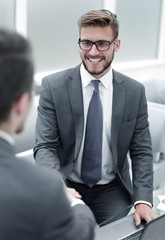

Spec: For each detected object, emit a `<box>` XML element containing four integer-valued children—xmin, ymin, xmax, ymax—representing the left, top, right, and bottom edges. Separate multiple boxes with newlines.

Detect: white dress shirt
<box><xmin>69</xmin><ymin>64</ymin><xmax>115</xmax><ymax>184</ymax></box>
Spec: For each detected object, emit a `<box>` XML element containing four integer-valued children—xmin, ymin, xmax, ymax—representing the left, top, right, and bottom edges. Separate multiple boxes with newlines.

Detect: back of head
<box><xmin>78</xmin><ymin>9</ymin><xmax>119</xmax><ymax>39</ymax></box>
<box><xmin>0</xmin><ymin>29</ymin><xmax>34</xmax><ymax>122</ymax></box>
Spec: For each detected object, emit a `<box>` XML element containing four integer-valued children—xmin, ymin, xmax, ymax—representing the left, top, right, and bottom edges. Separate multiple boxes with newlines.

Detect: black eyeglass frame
<box><xmin>78</xmin><ymin>38</ymin><xmax>117</xmax><ymax>51</ymax></box>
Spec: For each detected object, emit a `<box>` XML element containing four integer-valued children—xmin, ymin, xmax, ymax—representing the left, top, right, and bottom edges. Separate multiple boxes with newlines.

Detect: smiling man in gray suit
<box><xmin>0</xmin><ymin>29</ymin><xmax>95</xmax><ymax>239</ymax></box>
<box><xmin>34</xmin><ymin>10</ymin><xmax>157</xmax><ymax>226</ymax></box>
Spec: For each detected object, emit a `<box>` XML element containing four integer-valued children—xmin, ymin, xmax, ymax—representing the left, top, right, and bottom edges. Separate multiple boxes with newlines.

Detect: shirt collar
<box><xmin>80</xmin><ymin>63</ymin><xmax>112</xmax><ymax>89</ymax></box>
<box><xmin>0</xmin><ymin>130</ymin><xmax>15</xmax><ymax>146</ymax></box>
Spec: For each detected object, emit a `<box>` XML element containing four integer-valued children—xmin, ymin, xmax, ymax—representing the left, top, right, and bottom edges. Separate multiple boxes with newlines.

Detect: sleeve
<box><xmin>41</xmin><ymin>176</ymin><xmax>96</xmax><ymax>240</ymax></box>
<box><xmin>34</xmin><ymin>77</ymin><xmax>61</xmax><ymax>171</ymax></box>
<box><xmin>130</xmin><ymin>85</ymin><xmax>154</xmax><ymax>205</ymax></box>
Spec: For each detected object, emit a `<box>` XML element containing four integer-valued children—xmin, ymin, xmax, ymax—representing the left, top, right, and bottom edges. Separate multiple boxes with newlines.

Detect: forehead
<box><xmin>80</xmin><ymin>25</ymin><xmax>114</xmax><ymax>41</ymax></box>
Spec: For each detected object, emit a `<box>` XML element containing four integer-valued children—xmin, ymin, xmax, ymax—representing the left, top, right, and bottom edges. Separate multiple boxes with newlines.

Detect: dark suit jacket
<box><xmin>34</xmin><ymin>64</ymin><xmax>153</xmax><ymax>205</ymax></box>
<box><xmin>0</xmin><ymin>137</ymin><xmax>95</xmax><ymax>239</ymax></box>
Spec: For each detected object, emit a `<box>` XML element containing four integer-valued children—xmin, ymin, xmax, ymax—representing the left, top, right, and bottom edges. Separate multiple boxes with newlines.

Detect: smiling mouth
<box><xmin>88</xmin><ymin>58</ymin><xmax>102</xmax><ymax>63</ymax></box>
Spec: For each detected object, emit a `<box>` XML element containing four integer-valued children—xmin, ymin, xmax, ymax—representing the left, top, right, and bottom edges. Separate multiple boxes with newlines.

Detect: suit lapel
<box><xmin>66</xmin><ymin>67</ymin><xmax>126</xmax><ymax>164</ymax></box>
<box><xmin>111</xmin><ymin>70</ymin><xmax>126</xmax><ymax>165</ymax></box>
<box><xmin>67</xmin><ymin>65</ymin><xmax>84</xmax><ymax>160</ymax></box>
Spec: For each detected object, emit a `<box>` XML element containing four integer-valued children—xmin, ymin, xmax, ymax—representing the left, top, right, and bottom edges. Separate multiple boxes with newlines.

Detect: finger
<box><xmin>68</xmin><ymin>188</ymin><xmax>82</xmax><ymax>198</ymax></box>
<box><xmin>74</xmin><ymin>193</ymin><xmax>82</xmax><ymax>199</ymax></box>
<box><xmin>134</xmin><ymin>212</ymin><xmax>141</xmax><ymax>227</ymax></box>
<box><xmin>73</xmin><ymin>190</ymin><xmax>82</xmax><ymax>198</ymax></box>
<box><xmin>144</xmin><ymin>211</ymin><xmax>158</xmax><ymax>223</ymax></box>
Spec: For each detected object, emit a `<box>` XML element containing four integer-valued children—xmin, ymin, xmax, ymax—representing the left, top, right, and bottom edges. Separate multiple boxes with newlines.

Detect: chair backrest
<box><xmin>148</xmin><ymin>101</ymin><xmax>165</xmax><ymax>162</ymax></box>
<box><xmin>143</xmin><ymin>79</ymin><xmax>165</xmax><ymax>104</ymax></box>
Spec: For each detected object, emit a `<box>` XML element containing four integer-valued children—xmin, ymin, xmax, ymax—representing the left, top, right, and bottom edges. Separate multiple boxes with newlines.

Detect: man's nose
<box><xmin>89</xmin><ymin>43</ymin><xmax>100</xmax><ymax>55</ymax></box>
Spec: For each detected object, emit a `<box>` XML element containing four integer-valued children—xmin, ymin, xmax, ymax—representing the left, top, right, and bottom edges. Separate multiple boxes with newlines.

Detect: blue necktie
<box><xmin>81</xmin><ymin>80</ymin><xmax>103</xmax><ymax>187</ymax></box>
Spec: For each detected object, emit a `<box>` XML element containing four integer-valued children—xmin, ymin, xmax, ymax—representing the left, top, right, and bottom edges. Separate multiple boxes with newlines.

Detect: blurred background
<box><xmin>1</xmin><ymin>0</ymin><xmax>165</xmax><ymax>82</ymax></box>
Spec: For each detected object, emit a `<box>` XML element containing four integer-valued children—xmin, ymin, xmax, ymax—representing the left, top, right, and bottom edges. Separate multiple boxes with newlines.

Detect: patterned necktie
<box><xmin>81</xmin><ymin>80</ymin><xmax>103</xmax><ymax>187</ymax></box>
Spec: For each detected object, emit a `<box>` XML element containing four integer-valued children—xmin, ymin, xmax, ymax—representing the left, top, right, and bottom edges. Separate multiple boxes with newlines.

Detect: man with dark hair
<box><xmin>0</xmin><ymin>29</ymin><xmax>95</xmax><ymax>239</ymax></box>
<box><xmin>34</xmin><ymin>10</ymin><xmax>157</xmax><ymax>226</ymax></box>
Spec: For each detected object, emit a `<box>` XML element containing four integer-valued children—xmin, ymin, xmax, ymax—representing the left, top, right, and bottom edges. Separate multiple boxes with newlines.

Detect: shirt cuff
<box><xmin>71</xmin><ymin>199</ymin><xmax>85</xmax><ymax>207</ymax></box>
<box><xmin>134</xmin><ymin>200</ymin><xmax>152</xmax><ymax>208</ymax></box>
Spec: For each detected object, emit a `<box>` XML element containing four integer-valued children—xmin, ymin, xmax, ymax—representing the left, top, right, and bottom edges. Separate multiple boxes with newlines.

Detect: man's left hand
<box><xmin>134</xmin><ymin>203</ymin><xmax>158</xmax><ymax>226</ymax></box>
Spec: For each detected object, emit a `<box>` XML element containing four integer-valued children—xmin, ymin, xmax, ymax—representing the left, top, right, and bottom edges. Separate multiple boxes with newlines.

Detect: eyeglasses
<box><xmin>78</xmin><ymin>38</ymin><xmax>116</xmax><ymax>51</ymax></box>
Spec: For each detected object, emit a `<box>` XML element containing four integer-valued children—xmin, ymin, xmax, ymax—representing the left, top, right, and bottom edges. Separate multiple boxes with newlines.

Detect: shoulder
<box><xmin>112</xmin><ymin>69</ymin><xmax>144</xmax><ymax>90</ymax></box>
<box><xmin>39</xmin><ymin>65</ymin><xmax>81</xmax><ymax>99</ymax></box>
<box><xmin>15</xmin><ymin>157</ymin><xmax>64</xmax><ymax>197</ymax></box>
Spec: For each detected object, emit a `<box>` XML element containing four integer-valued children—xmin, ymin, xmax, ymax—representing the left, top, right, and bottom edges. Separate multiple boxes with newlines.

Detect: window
<box><xmin>0</xmin><ymin>0</ymin><xmax>15</xmax><ymax>30</ymax></box>
<box><xmin>115</xmin><ymin>0</ymin><xmax>163</xmax><ymax>62</ymax></box>
<box><xmin>27</xmin><ymin>0</ymin><xmax>103</xmax><ymax>73</ymax></box>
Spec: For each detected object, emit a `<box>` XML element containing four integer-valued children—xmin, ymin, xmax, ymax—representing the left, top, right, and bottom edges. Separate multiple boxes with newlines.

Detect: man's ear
<box><xmin>114</xmin><ymin>39</ymin><xmax>121</xmax><ymax>52</ymax></box>
<box><xmin>13</xmin><ymin>93</ymin><xmax>30</xmax><ymax>115</ymax></box>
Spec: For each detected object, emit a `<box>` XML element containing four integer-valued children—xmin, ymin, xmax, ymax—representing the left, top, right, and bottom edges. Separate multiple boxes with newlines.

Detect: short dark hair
<box><xmin>0</xmin><ymin>29</ymin><xmax>34</xmax><ymax>122</ymax></box>
<box><xmin>78</xmin><ymin>9</ymin><xmax>119</xmax><ymax>39</ymax></box>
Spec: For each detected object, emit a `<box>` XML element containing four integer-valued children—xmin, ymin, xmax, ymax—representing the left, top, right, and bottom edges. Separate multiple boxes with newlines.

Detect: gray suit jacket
<box><xmin>0</xmin><ymin>137</ymin><xmax>95</xmax><ymax>239</ymax></box>
<box><xmin>34</xmin><ymin>64</ymin><xmax>153</xmax><ymax>205</ymax></box>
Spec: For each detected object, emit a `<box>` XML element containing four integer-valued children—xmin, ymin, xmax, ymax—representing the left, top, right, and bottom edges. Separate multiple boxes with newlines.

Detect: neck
<box><xmin>0</xmin><ymin>122</ymin><xmax>14</xmax><ymax>136</ymax></box>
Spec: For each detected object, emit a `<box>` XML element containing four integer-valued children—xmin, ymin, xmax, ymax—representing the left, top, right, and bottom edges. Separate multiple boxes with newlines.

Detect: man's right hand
<box><xmin>65</xmin><ymin>187</ymin><xmax>82</xmax><ymax>200</ymax></box>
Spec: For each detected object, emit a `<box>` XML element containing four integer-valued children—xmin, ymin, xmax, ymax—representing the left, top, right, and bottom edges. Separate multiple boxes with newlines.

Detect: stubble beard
<box><xmin>82</xmin><ymin>51</ymin><xmax>115</xmax><ymax>77</ymax></box>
